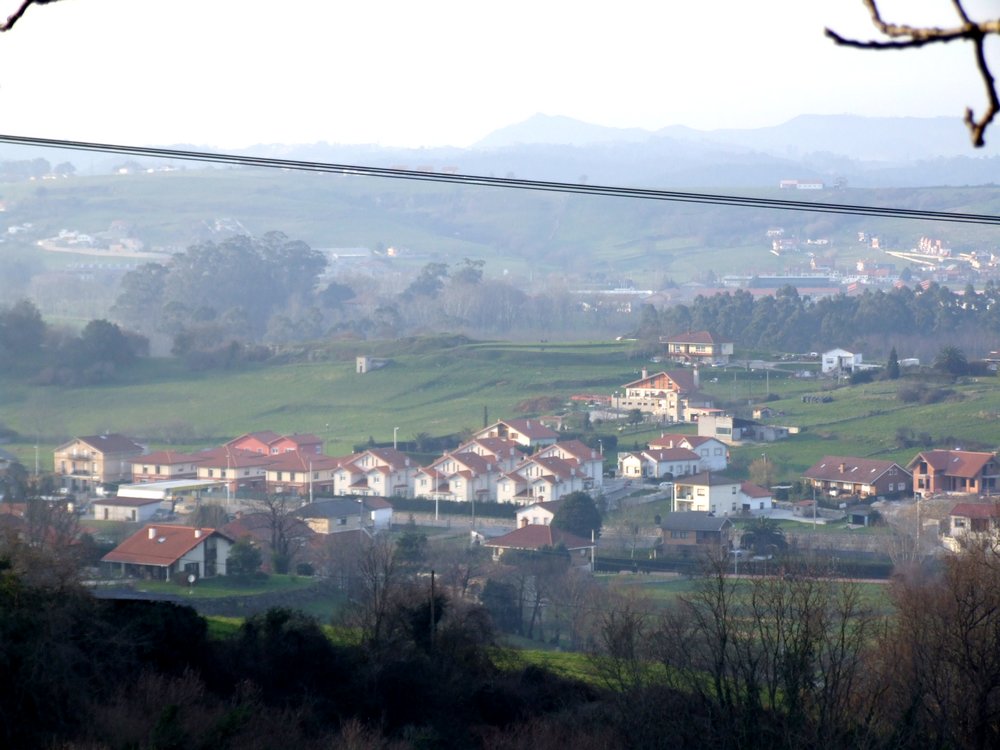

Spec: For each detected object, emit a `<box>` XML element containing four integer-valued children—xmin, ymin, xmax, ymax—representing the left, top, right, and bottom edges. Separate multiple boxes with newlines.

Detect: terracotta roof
<box><xmin>536</xmin><ymin>440</ymin><xmax>599</xmax><ymax>462</ymax></box>
<box><xmin>129</xmin><ymin>450</ymin><xmax>207</xmax><ymax>466</ymax></box>
<box><xmin>643</xmin><ymin>447</ymin><xmax>700</xmax><ymax>462</ymax></box>
<box><xmin>102</xmin><ymin>524</ymin><xmax>233</xmax><ymax>567</ymax></box>
<box><xmin>622</xmin><ymin>370</ymin><xmax>698</xmax><ymax>393</ymax></box>
<box><xmin>804</xmin><ymin>456</ymin><xmax>910</xmax><ymax>482</ymax></box>
<box><xmin>497</xmin><ymin>419</ymin><xmax>559</xmax><ymax>440</ymax></box>
<box><xmin>484</xmin><ymin>524</ymin><xmax>594</xmax><ymax>551</ymax></box>
<box><xmin>265</xmin><ymin>451</ymin><xmax>342</xmax><ymax>472</ymax></box>
<box><xmin>740</xmin><ymin>481</ymin><xmax>772</xmax><ymax>498</ymax></box>
<box><xmin>950</xmin><ymin>502</ymin><xmax>1000</xmax><ymax>519</ymax></box>
<box><xmin>194</xmin><ymin>447</ymin><xmax>276</xmax><ymax>469</ymax></box>
<box><xmin>909</xmin><ymin>450</ymin><xmax>997</xmax><ymax>478</ymax></box>
<box><xmin>664</xmin><ymin>330</ymin><xmax>724</xmax><ymax>345</ymax></box>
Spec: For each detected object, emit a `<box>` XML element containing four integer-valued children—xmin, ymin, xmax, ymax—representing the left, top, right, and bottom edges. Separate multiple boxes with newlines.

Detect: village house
<box><xmin>516</xmin><ymin>499</ymin><xmax>563</xmax><ymax>527</ymax></box>
<box><xmin>483</xmin><ymin>524</ymin><xmax>595</xmax><ymax>567</ymax></box>
<box><xmin>660</xmin><ymin>330</ymin><xmax>734</xmax><ymax>365</ymax></box>
<box><xmin>194</xmin><ymin>447</ymin><xmax>273</xmax><ymax>498</ymax></box>
<box><xmin>943</xmin><ymin>502</ymin><xmax>1000</xmax><ymax>552</ymax></box>
<box><xmin>226</xmin><ymin>431</ymin><xmax>324</xmax><ymax>455</ymax></box>
<box><xmin>415</xmin><ymin>450</ymin><xmax>502</xmax><ymax>502</ymax></box>
<box><xmin>617</xmin><ymin>446</ymin><xmax>701</xmax><ymax>481</ymax></box>
<box><xmin>698</xmin><ymin>414</ymin><xmax>790</xmax><ymax>445</ymax></box>
<box><xmin>91</xmin><ymin>495</ymin><xmax>162</xmax><ymax>523</ymax></box>
<box><xmin>618</xmin><ymin>368</ymin><xmax>712</xmax><ymax>423</ymax></box>
<box><xmin>740</xmin><ymin>481</ymin><xmax>774</xmax><ymax>511</ymax></box>
<box><xmin>532</xmin><ymin>440</ymin><xmax>604</xmax><ymax>489</ymax></box>
<box><xmin>803</xmin><ymin>456</ymin><xmax>912</xmax><ymax>500</ymax></box>
<box><xmin>908</xmin><ymin>449</ymin><xmax>1000</xmax><ymax>497</ymax></box>
<box><xmin>474</xmin><ymin>418</ymin><xmax>558</xmax><ymax>448</ymax></box>
<box><xmin>660</xmin><ymin>511</ymin><xmax>733</xmax><ymax>556</ymax></box>
<box><xmin>54</xmin><ymin>433</ymin><xmax>145</xmax><ymax>494</ymax></box>
<box><xmin>263</xmin><ymin>451</ymin><xmax>342</xmax><ymax>499</ymax></box>
<box><xmin>496</xmin><ymin>454</ymin><xmax>591</xmax><ymax>505</ymax></box>
<box><xmin>821</xmin><ymin>348</ymin><xmax>863</xmax><ymax>375</ymax></box>
<box><xmin>672</xmin><ymin>471</ymin><xmax>743</xmax><ymax>515</ymax></box>
<box><xmin>330</xmin><ymin>448</ymin><xmax>417</xmax><ymax>498</ymax></box>
<box><xmin>295</xmin><ymin>496</ymin><xmax>393</xmax><ymax>534</ymax></box>
<box><xmin>648</xmin><ymin>433</ymin><xmax>729</xmax><ymax>471</ymax></box>
<box><xmin>130</xmin><ymin>450</ymin><xmax>207</xmax><ymax>483</ymax></box>
<box><xmin>102</xmin><ymin>524</ymin><xmax>234</xmax><ymax>580</ymax></box>
<box><xmin>450</xmin><ymin>436</ymin><xmax>525</xmax><ymax>473</ymax></box>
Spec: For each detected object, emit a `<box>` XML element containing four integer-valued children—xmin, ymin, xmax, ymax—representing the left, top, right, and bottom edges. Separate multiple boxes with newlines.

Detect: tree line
<box><xmin>635</xmin><ymin>282</ymin><xmax>1000</xmax><ymax>361</ymax></box>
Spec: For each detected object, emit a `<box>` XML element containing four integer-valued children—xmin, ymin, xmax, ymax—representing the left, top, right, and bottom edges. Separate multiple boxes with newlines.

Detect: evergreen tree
<box><xmin>551</xmin><ymin>491</ymin><xmax>602</xmax><ymax>539</ymax></box>
<box><xmin>886</xmin><ymin>346</ymin><xmax>901</xmax><ymax>379</ymax></box>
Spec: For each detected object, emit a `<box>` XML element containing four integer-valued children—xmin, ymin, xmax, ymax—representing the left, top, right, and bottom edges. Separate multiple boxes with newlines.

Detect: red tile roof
<box><xmin>484</xmin><ymin>524</ymin><xmax>594</xmax><ymax>551</ymax></box>
<box><xmin>102</xmin><ymin>524</ymin><xmax>233</xmax><ymax>567</ymax></box>
<box><xmin>129</xmin><ymin>450</ymin><xmax>207</xmax><ymax>466</ymax></box>
<box><xmin>804</xmin><ymin>456</ymin><xmax>910</xmax><ymax>482</ymax></box>
<box><xmin>910</xmin><ymin>450</ymin><xmax>997</xmax><ymax>479</ymax></box>
<box><xmin>950</xmin><ymin>502</ymin><xmax>1000</xmax><ymax>519</ymax></box>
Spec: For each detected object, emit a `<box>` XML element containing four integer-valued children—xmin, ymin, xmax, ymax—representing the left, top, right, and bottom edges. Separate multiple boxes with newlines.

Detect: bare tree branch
<box><xmin>0</xmin><ymin>0</ymin><xmax>61</xmax><ymax>33</ymax></box>
<box><xmin>826</xmin><ymin>0</ymin><xmax>1000</xmax><ymax>147</ymax></box>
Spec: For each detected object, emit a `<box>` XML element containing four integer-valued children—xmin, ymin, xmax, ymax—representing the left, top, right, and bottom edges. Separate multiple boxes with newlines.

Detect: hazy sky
<box><xmin>0</xmin><ymin>0</ymin><xmax>995</xmax><ymax>148</ymax></box>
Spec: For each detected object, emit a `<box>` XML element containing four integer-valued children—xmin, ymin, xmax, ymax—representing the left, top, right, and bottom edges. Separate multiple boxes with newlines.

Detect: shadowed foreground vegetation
<box><xmin>4</xmin><ymin>523</ymin><xmax>1000</xmax><ymax>749</ymax></box>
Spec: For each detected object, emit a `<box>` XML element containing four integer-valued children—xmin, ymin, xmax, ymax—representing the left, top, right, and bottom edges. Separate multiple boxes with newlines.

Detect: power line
<box><xmin>2</xmin><ymin>133</ymin><xmax>1000</xmax><ymax>225</ymax></box>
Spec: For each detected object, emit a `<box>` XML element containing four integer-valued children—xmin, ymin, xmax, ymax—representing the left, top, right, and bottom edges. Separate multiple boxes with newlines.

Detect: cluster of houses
<box><xmin>53</xmin><ymin>418</ymin><xmax>602</xmax><ymax>524</ymax></box>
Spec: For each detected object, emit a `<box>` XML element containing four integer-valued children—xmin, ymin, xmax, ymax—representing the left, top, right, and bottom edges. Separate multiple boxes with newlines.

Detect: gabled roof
<box><xmin>661</xmin><ymin>511</ymin><xmax>732</xmax><ymax>532</ymax></box>
<box><xmin>642</xmin><ymin>447</ymin><xmax>700</xmax><ymax>462</ymax></box>
<box><xmin>221</xmin><ymin>513</ymin><xmax>315</xmax><ymax>546</ymax></box>
<box><xmin>193</xmin><ymin>447</ymin><xmax>276</xmax><ymax>469</ymax></box>
<box><xmin>649</xmin><ymin>434</ymin><xmax>721</xmax><ymax>450</ymax></box>
<box><xmin>62</xmin><ymin>434</ymin><xmax>144</xmax><ymax>454</ymax></box>
<box><xmin>129</xmin><ymin>450</ymin><xmax>207</xmax><ymax>466</ymax></box>
<box><xmin>663</xmin><ymin>330</ymin><xmax>725</xmax><ymax>345</ymax></box>
<box><xmin>453</xmin><ymin>437</ymin><xmax>521</xmax><ymax>457</ymax></box>
<box><xmin>264</xmin><ymin>451</ymin><xmax>341</xmax><ymax>472</ymax></box>
<box><xmin>804</xmin><ymin>456</ymin><xmax>911</xmax><ymax>482</ymax></box>
<box><xmin>516</xmin><ymin>499</ymin><xmax>564</xmax><ymax>516</ymax></box>
<box><xmin>488</xmin><ymin>419</ymin><xmax>559</xmax><ymax>440</ymax></box>
<box><xmin>484</xmin><ymin>524</ymin><xmax>594</xmax><ymax>551</ymax></box>
<box><xmin>676</xmin><ymin>471</ymin><xmax>739</xmax><ymax>487</ymax></box>
<box><xmin>225</xmin><ymin>430</ymin><xmax>282</xmax><ymax>447</ymax></box>
<box><xmin>535</xmin><ymin>440</ymin><xmax>599</xmax><ymax>462</ymax></box>
<box><xmin>950</xmin><ymin>502</ymin><xmax>1000</xmax><ymax>519</ymax></box>
<box><xmin>102</xmin><ymin>524</ymin><xmax>234</xmax><ymax>567</ymax></box>
<box><xmin>740</xmin><ymin>481</ymin><xmax>772</xmax><ymax>498</ymax></box>
<box><xmin>908</xmin><ymin>450</ymin><xmax>997</xmax><ymax>478</ymax></box>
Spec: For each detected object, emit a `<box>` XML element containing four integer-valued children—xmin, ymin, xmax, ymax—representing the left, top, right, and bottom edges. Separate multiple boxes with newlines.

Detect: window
<box><xmin>155</xmin><ymin>465</ymin><xmax>161</xmax><ymax>474</ymax></box>
<box><xmin>670</xmin><ymin>530</ymin><xmax>689</xmax><ymax>539</ymax></box>
<box><xmin>142</xmin><ymin>465</ymin><xmax>149</xmax><ymax>473</ymax></box>
<box><xmin>715</xmin><ymin>448</ymin><xmax>723</xmax><ymax>455</ymax></box>
<box><xmin>208</xmin><ymin>469</ymin><xmax>214</xmax><ymax>478</ymax></box>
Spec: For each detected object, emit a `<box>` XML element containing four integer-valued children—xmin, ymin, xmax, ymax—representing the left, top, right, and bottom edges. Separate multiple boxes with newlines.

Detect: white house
<box><xmin>617</xmin><ymin>447</ymin><xmax>700</xmax><ymax>480</ymax></box>
<box><xmin>821</xmin><ymin>348</ymin><xmax>862</xmax><ymax>374</ymax></box>
<box><xmin>648</xmin><ymin>434</ymin><xmax>729</xmax><ymax>471</ymax></box>
<box><xmin>672</xmin><ymin>471</ymin><xmax>742</xmax><ymax>515</ymax></box>
<box><xmin>516</xmin><ymin>500</ymin><xmax>563</xmax><ymax>527</ymax></box>
<box><xmin>101</xmin><ymin>524</ymin><xmax>234</xmax><ymax>580</ymax></box>
<box><xmin>92</xmin><ymin>495</ymin><xmax>163</xmax><ymax>523</ymax></box>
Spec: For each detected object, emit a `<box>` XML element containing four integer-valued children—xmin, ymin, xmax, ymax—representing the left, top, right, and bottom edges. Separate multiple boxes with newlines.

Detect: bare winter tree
<box><xmin>828</xmin><ymin>1</ymin><xmax>1000</xmax><ymax>147</ymax></box>
<box><xmin>0</xmin><ymin>0</ymin><xmax>61</xmax><ymax>32</ymax></box>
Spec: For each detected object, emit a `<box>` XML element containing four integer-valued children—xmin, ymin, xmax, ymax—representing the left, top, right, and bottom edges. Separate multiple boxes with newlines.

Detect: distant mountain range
<box><xmin>3</xmin><ymin>114</ymin><xmax>998</xmax><ymax>189</ymax></box>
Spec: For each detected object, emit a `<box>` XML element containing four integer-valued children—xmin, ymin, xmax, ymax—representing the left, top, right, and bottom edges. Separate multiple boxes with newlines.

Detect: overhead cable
<box><xmin>1</xmin><ymin>133</ymin><xmax>999</xmax><ymax>225</ymax></box>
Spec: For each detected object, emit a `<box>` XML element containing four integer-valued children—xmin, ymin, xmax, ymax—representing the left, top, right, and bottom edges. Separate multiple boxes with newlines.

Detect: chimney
<box><xmin>148</xmin><ymin>527</ymin><xmax>156</xmax><ymax>539</ymax></box>
<box><xmin>642</xmin><ymin>368</ymin><xmax>648</xmax><ymax>379</ymax></box>
<box><xmin>194</xmin><ymin>529</ymin><xmax>202</xmax><ymax>539</ymax></box>
<box><xmin>839</xmin><ymin>463</ymin><xmax>846</xmax><ymax>474</ymax></box>
<box><xmin>693</xmin><ymin>366</ymin><xmax>700</xmax><ymax>389</ymax></box>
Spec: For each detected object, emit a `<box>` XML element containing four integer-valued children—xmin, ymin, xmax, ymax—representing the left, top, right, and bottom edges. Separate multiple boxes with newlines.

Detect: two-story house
<box><xmin>617</xmin><ymin>446</ymin><xmax>701</xmax><ymax>481</ymax></box>
<box><xmin>803</xmin><ymin>456</ymin><xmax>912</xmax><ymax>499</ymax></box>
<box><xmin>648</xmin><ymin>433</ymin><xmax>729</xmax><ymax>471</ymax></box>
<box><xmin>943</xmin><ymin>502</ymin><xmax>1000</xmax><ymax>552</ymax></box>
<box><xmin>619</xmin><ymin>369</ymin><xmax>712</xmax><ymax>423</ymax></box>
<box><xmin>474</xmin><ymin>419</ymin><xmax>558</xmax><ymax>449</ymax></box>
<box><xmin>908</xmin><ymin>450</ymin><xmax>1000</xmax><ymax>497</ymax></box>
<box><xmin>225</xmin><ymin>431</ymin><xmax>324</xmax><ymax>455</ymax></box>
<box><xmin>496</xmin><ymin>455</ymin><xmax>591</xmax><ymax>505</ymax></box>
<box><xmin>194</xmin><ymin>447</ymin><xmax>273</xmax><ymax>497</ymax></box>
<box><xmin>660</xmin><ymin>511</ymin><xmax>733</xmax><ymax>555</ymax></box>
<box><xmin>330</xmin><ymin>448</ymin><xmax>416</xmax><ymax>497</ymax></box>
<box><xmin>660</xmin><ymin>330</ymin><xmax>734</xmax><ymax>365</ymax></box>
<box><xmin>263</xmin><ymin>451</ymin><xmax>343</xmax><ymax>498</ymax></box>
<box><xmin>54</xmin><ymin>434</ymin><xmax>145</xmax><ymax>493</ymax></box>
<box><xmin>672</xmin><ymin>471</ymin><xmax>742</xmax><ymax>515</ymax></box>
<box><xmin>130</xmin><ymin>450</ymin><xmax>207</xmax><ymax>483</ymax></box>
<box><xmin>415</xmin><ymin>450</ymin><xmax>501</xmax><ymax>502</ymax></box>
<box><xmin>532</xmin><ymin>440</ymin><xmax>604</xmax><ymax>489</ymax></box>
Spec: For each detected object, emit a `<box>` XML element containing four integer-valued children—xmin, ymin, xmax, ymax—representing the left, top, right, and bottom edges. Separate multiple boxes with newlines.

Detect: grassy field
<box><xmin>3</xmin><ymin>336</ymin><xmax>999</xmax><ymax>486</ymax></box>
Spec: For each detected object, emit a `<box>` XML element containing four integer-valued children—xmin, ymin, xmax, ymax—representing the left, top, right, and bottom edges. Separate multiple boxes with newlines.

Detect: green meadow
<box><xmin>2</xmin><ymin>337</ymin><xmax>999</xmax><ymax>485</ymax></box>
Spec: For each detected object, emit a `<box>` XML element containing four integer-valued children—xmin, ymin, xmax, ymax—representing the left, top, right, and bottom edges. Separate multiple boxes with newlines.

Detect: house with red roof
<box><xmin>648</xmin><ymin>433</ymin><xmax>729</xmax><ymax>471</ymax></box>
<box><xmin>226</xmin><ymin>431</ymin><xmax>324</xmax><ymax>455</ymax></box>
<box><xmin>532</xmin><ymin>440</ymin><xmax>604</xmax><ymax>488</ymax></box>
<box><xmin>617</xmin><ymin>446</ymin><xmax>701</xmax><ymax>481</ymax></box>
<box><xmin>263</xmin><ymin>451</ymin><xmax>342</xmax><ymax>498</ymax></box>
<box><xmin>474</xmin><ymin>419</ymin><xmax>558</xmax><ymax>448</ymax></box>
<box><xmin>102</xmin><ymin>523</ymin><xmax>234</xmax><ymax>580</ymax></box>
<box><xmin>496</xmin><ymin>454</ymin><xmax>592</xmax><ymax>505</ymax></box>
<box><xmin>450</xmin><ymin>437</ymin><xmax>524</xmax><ymax>473</ymax></box>
<box><xmin>804</xmin><ymin>456</ymin><xmax>912</xmax><ymax>500</ymax></box>
<box><xmin>483</xmin><ymin>524</ymin><xmax>594</xmax><ymax>567</ymax></box>
<box><xmin>660</xmin><ymin>330</ymin><xmax>734</xmax><ymax>364</ymax></box>
<box><xmin>908</xmin><ymin>450</ymin><xmax>1000</xmax><ymax>497</ymax></box>
<box><xmin>329</xmin><ymin>448</ymin><xmax>417</xmax><ymax>498</ymax></box>
<box><xmin>130</xmin><ymin>450</ymin><xmax>207</xmax><ymax>483</ymax></box>
<box><xmin>619</xmin><ymin>369</ymin><xmax>713</xmax><ymax>423</ymax></box>
<box><xmin>416</xmin><ymin>450</ymin><xmax>502</xmax><ymax>502</ymax></box>
<box><xmin>515</xmin><ymin>500</ymin><xmax>563</xmax><ymax>527</ymax></box>
<box><xmin>194</xmin><ymin>447</ymin><xmax>274</xmax><ymax>497</ymax></box>
<box><xmin>943</xmin><ymin>502</ymin><xmax>1000</xmax><ymax>552</ymax></box>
